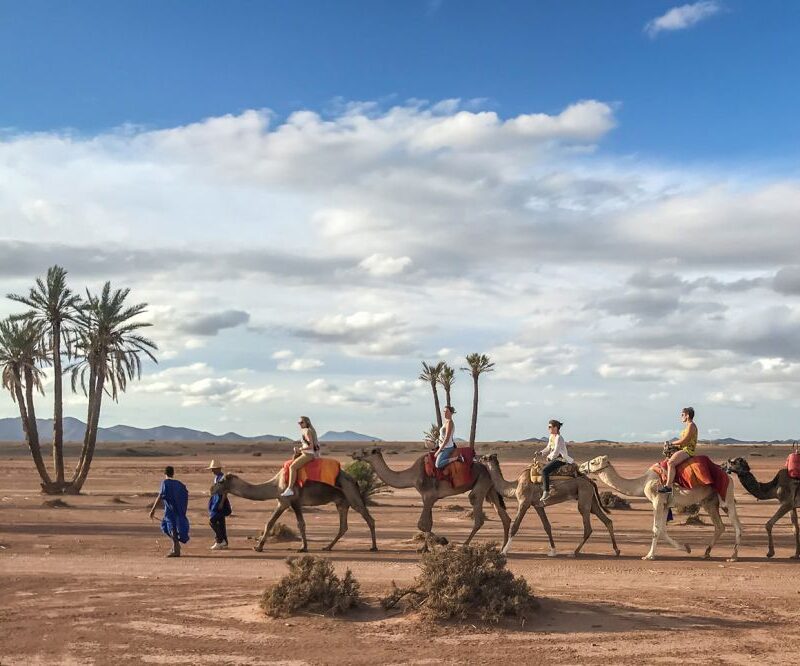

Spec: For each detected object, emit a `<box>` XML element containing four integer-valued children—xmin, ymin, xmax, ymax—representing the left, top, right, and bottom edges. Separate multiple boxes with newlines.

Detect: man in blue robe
<box><xmin>207</xmin><ymin>459</ymin><xmax>232</xmax><ymax>550</ymax></box>
<box><xmin>149</xmin><ymin>466</ymin><xmax>190</xmax><ymax>557</ymax></box>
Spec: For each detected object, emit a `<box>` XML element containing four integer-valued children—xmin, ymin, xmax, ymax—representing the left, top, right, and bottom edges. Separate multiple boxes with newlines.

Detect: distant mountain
<box><xmin>521</xmin><ymin>436</ymin><xmax>547</xmax><ymax>443</ymax></box>
<box><xmin>0</xmin><ymin>417</ymin><xmax>288</xmax><ymax>443</ymax></box>
<box><xmin>320</xmin><ymin>430</ymin><xmax>382</xmax><ymax>442</ymax></box>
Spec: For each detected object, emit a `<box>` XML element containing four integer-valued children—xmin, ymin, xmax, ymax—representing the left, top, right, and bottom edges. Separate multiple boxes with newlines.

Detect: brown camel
<box><xmin>211</xmin><ymin>470</ymin><xmax>377</xmax><ymax>553</ymax></box>
<box><xmin>724</xmin><ymin>457</ymin><xmax>800</xmax><ymax>559</ymax></box>
<box><xmin>350</xmin><ymin>448</ymin><xmax>510</xmax><ymax>550</ymax></box>
<box><xmin>481</xmin><ymin>453</ymin><xmax>620</xmax><ymax>557</ymax></box>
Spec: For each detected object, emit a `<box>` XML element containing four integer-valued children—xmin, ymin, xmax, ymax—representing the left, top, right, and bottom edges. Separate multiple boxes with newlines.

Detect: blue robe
<box><xmin>208</xmin><ymin>473</ymin><xmax>232</xmax><ymax>518</ymax></box>
<box><xmin>159</xmin><ymin>478</ymin><xmax>190</xmax><ymax>543</ymax></box>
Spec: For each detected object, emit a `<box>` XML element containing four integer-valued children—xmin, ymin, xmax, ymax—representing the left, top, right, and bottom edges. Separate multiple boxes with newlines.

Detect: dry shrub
<box><xmin>683</xmin><ymin>513</ymin><xmax>707</xmax><ymax>526</ymax></box>
<box><xmin>599</xmin><ymin>491</ymin><xmax>631</xmax><ymax>510</ymax></box>
<box><xmin>42</xmin><ymin>499</ymin><xmax>69</xmax><ymax>508</ymax></box>
<box><xmin>410</xmin><ymin>532</ymin><xmax>448</xmax><ymax>546</ymax></box>
<box><xmin>441</xmin><ymin>504</ymin><xmax>466</xmax><ymax>512</ymax></box>
<box><xmin>109</xmin><ymin>497</ymin><xmax>127</xmax><ymax>504</ymax></box>
<box><xmin>676</xmin><ymin>503</ymin><xmax>700</xmax><ymax>515</ymax></box>
<box><xmin>268</xmin><ymin>523</ymin><xmax>299</xmax><ymax>542</ymax></box>
<box><xmin>343</xmin><ymin>460</ymin><xmax>390</xmax><ymax>504</ymax></box>
<box><xmin>383</xmin><ymin>543</ymin><xmax>537</xmax><ymax>623</ymax></box>
<box><xmin>261</xmin><ymin>556</ymin><xmax>360</xmax><ymax>617</ymax></box>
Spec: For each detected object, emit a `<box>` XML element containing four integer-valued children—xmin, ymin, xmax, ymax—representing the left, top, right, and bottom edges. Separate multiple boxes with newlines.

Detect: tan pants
<box><xmin>287</xmin><ymin>452</ymin><xmax>316</xmax><ymax>488</ymax></box>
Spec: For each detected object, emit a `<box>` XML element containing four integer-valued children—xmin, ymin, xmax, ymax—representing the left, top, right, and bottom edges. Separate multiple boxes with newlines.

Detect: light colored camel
<box><xmin>481</xmin><ymin>454</ymin><xmax>619</xmax><ymax>558</ymax></box>
<box><xmin>350</xmin><ymin>448</ymin><xmax>510</xmax><ymax>550</ymax></box>
<box><xmin>724</xmin><ymin>457</ymin><xmax>800</xmax><ymax>559</ymax></box>
<box><xmin>580</xmin><ymin>455</ymin><xmax>742</xmax><ymax>561</ymax></box>
<box><xmin>211</xmin><ymin>470</ymin><xmax>377</xmax><ymax>552</ymax></box>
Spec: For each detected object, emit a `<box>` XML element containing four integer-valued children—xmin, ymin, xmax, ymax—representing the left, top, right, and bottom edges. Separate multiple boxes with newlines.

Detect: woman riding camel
<box><xmin>435</xmin><ymin>405</ymin><xmax>459</xmax><ymax>469</ymax></box>
<box><xmin>658</xmin><ymin>406</ymin><xmax>698</xmax><ymax>494</ymax></box>
<box><xmin>539</xmin><ymin>419</ymin><xmax>572</xmax><ymax>502</ymax></box>
<box><xmin>281</xmin><ymin>416</ymin><xmax>320</xmax><ymax>498</ymax></box>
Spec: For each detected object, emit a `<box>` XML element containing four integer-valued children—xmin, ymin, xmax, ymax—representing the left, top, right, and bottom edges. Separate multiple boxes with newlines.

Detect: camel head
<box><xmin>723</xmin><ymin>457</ymin><xmax>750</xmax><ymax>474</ymax></box>
<box><xmin>479</xmin><ymin>453</ymin><xmax>500</xmax><ymax>467</ymax></box>
<box><xmin>579</xmin><ymin>455</ymin><xmax>610</xmax><ymax>475</ymax></box>
<box><xmin>210</xmin><ymin>473</ymin><xmax>235</xmax><ymax>495</ymax></box>
<box><xmin>350</xmin><ymin>447</ymin><xmax>382</xmax><ymax>462</ymax></box>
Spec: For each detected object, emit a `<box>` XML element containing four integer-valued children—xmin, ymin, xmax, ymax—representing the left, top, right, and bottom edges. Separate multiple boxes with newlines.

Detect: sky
<box><xmin>1</xmin><ymin>1</ymin><xmax>800</xmax><ymax>441</ymax></box>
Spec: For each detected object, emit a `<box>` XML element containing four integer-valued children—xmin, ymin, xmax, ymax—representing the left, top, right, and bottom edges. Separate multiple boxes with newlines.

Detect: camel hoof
<box><xmin>727</xmin><ymin>557</ymin><xmax>738</xmax><ymax>563</ymax></box>
<box><xmin>297</xmin><ymin>547</ymin><xmax>308</xmax><ymax>553</ymax></box>
<box><xmin>684</xmin><ymin>544</ymin><xmax>691</xmax><ymax>554</ymax></box>
<box><xmin>642</xmin><ymin>555</ymin><xmax>655</xmax><ymax>561</ymax></box>
<box><xmin>369</xmin><ymin>546</ymin><xmax>378</xmax><ymax>552</ymax></box>
<box><xmin>253</xmin><ymin>545</ymin><xmax>264</xmax><ymax>553</ymax></box>
<box><xmin>702</xmin><ymin>552</ymin><xmax>712</xmax><ymax>560</ymax></box>
<box><xmin>614</xmin><ymin>549</ymin><xmax>621</xmax><ymax>557</ymax></box>
<box><xmin>321</xmin><ymin>545</ymin><xmax>333</xmax><ymax>552</ymax></box>
<box><xmin>547</xmin><ymin>548</ymin><xmax>558</xmax><ymax>558</ymax></box>
<box><xmin>766</xmin><ymin>551</ymin><xmax>775</xmax><ymax>559</ymax></box>
<box><xmin>790</xmin><ymin>554</ymin><xmax>800</xmax><ymax>560</ymax></box>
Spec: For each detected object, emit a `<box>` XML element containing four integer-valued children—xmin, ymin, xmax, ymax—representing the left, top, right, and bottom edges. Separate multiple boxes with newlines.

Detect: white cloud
<box><xmin>706</xmin><ymin>391</ymin><xmax>754</xmax><ymax>409</ymax></box>
<box><xmin>645</xmin><ymin>1</ymin><xmax>722</xmax><ymax>38</ymax></box>
<box><xmin>305</xmin><ymin>377</ymin><xmax>418</xmax><ymax>408</ymax></box>
<box><xmin>488</xmin><ymin>342</ymin><xmax>579</xmax><ymax>381</ymax></box>
<box><xmin>271</xmin><ymin>350</ymin><xmax>325</xmax><ymax>372</ymax></box>
<box><xmin>359</xmin><ymin>253</ymin><xmax>413</xmax><ymax>276</ymax></box>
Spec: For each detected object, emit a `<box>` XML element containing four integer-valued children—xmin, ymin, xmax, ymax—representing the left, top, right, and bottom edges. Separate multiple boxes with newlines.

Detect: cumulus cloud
<box><xmin>290</xmin><ymin>311</ymin><xmax>414</xmax><ymax>356</ymax></box>
<box><xmin>706</xmin><ymin>391</ymin><xmax>754</xmax><ymax>409</ymax></box>
<box><xmin>359</xmin><ymin>253</ymin><xmax>413</xmax><ymax>276</ymax></box>
<box><xmin>179</xmin><ymin>309</ymin><xmax>250</xmax><ymax>336</ymax></box>
<box><xmin>305</xmin><ymin>377</ymin><xmax>418</xmax><ymax>408</ymax></box>
<box><xmin>488</xmin><ymin>342</ymin><xmax>579</xmax><ymax>381</ymax></box>
<box><xmin>645</xmin><ymin>1</ymin><xmax>722</xmax><ymax>38</ymax></box>
<box><xmin>271</xmin><ymin>350</ymin><xmax>324</xmax><ymax>371</ymax></box>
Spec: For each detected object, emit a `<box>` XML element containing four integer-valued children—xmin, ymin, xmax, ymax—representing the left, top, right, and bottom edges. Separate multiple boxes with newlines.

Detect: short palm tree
<box><xmin>437</xmin><ymin>363</ymin><xmax>456</xmax><ymax>406</ymax></box>
<box><xmin>0</xmin><ymin>317</ymin><xmax>53</xmax><ymax>488</ymax></box>
<box><xmin>461</xmin><ymin>353</ymin><xmax>495</xmax><ymax>448</ymax></box>
<box><xmin>8</xmin><ymin>265</ymin><xmax>82</xmax><ymax>486</ymax></box>
<box><xmin>68</xmin><ymin>282</ymin><xmax>157</xmax><ymax>491</ymax></box>
<box><xmin>419</xmin><ymin>361</ymin><xmax>445</xmax><ymax>428</ymax></box>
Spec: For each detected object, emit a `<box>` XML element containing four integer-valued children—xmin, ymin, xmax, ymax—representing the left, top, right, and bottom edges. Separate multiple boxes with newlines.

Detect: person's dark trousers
<box><xmin>542</xmin><ymin>459</ymin><xmax>566</xmax><ymax>493</ymax></box>
<box><xmin>210</xmin><ymin>515</ymin><xmax>228</xmax><ymax>544</ymax></box>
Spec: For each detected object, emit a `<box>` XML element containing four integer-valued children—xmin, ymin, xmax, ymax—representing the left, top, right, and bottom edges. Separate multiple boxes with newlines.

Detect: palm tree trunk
<box><xmin>444</xmin><ymin>387</ymin><xmax>451</xmax><ymax>407</ymax></box>
<box><xmin>431</xmin><ymin>381</ymin><xmax>442</xmax><ymax>428</ymax></box>
<box><xmin>69</xmin><ymin>366</ymin><xmax>102</xmax><ymax>493</ymax></box>
<box><xmin>15</xmin><ymin>369</ymin><xmax>53</xmax><ymax>490</ymax></box>
<box><xmin>51</xmin><ymin>322</ymin><xmax>65</xmax><ymax>485</ymax></box>
<box><xmin>469</xmin><ymin>375</ymin><xmax>479</xmax><ymax>448</ymax></box>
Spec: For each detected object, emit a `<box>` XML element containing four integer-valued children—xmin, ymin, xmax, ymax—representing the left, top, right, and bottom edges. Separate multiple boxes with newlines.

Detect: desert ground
<box><xmin>2</xmin><ymin>440</ymin><xmax>800</xmax><ymax>665</ymax></box>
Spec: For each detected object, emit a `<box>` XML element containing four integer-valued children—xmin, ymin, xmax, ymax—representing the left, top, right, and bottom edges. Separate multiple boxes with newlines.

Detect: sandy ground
<box><xmin>2</xmin><ymin>441</ymin><xmax>800</xmax><ymax>665</ymax></box>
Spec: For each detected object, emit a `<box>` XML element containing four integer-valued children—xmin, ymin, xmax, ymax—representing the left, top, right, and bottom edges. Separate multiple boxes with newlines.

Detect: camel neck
<box><xmin>366</xmin><ymin>454</ymin><xmax>419</xmax><ymax>488</ymax></box>
<box><xmin>735</xmin><ymin>470</ymin><xmax>777</xmax><ymax>500</ymax></box>
<box><xmin>485</xmin><ymin>461</ymin><xmax>517</xmax><ymax>498</ymax></box>
<box><xmin>597</xmin><ymin>464</ymin><xmax>654</xmax><ymax>497</ymax></box>
<box><xmin>227</xmin><ymin>474</ymin><xmax>281</xmax><ymax>501</ymax></box>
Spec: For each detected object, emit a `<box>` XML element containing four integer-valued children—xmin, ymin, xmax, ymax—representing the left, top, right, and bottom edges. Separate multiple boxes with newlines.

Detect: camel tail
<box><xmin>589</xmin><ymin>478</ymin><xmax>610</xmax><ymax>515</ymax></box>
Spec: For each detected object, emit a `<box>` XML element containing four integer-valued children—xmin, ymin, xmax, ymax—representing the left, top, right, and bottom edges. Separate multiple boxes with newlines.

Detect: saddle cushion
<box><xmin>282</xmin><ymin>457</ymin><xmax>340</xmax><ymax>489</ymax></box>
<box><xmin>651</xmin><ymin>455</ymin><xmax>729</xmax><ymax>498</ymax></box>
<box><xmin>424</xmin><ymin>448</ymin><xmax>476</xmax><ymax>488</ymax></box>
<box><xmin>528</xmin><ymin>460</ymin><xmax>580</xmax><ymax>484</ymax></box>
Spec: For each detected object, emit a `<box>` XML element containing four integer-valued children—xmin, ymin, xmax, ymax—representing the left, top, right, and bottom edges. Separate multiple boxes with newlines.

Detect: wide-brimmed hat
<box><xmin>207</xmin><ymin>459</ymin><xmax>223</xmax><ymax>470</ymax></box>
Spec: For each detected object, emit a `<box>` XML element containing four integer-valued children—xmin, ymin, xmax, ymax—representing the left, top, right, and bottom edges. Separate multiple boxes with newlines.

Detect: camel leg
<box><xmin>643</xmin><ymin>500</ymin><xmax>688</xmax><ymax>560</ymax></box>
<box><xmin>791</xmin><ymin>509</ymin><xmax>800</xmax><ymax>559</ymax></box>
<box><xmin>573</xmin><ymin>501</ymin><xmax>593</xmax><ymax>558</ymax></box>
<box><xmin>322</xmin><ymin>500</ymin><xmax>348</xmax><ymax>552</ymax></box>
<box><xmin>463</xmin><ymin>487</ymin><xmax>487</xmax><ymax>546</ymax></box>
<box><xmin>765</xmin><ymin>504</ymin><xmax>792</xmax><ymax>559</ymax></box>
<box><xmin>700</xmin><ymin>498</ymin><xmax>725</xmax><ymax>560</ymax></box>
<box><xmin>487</xmin><ymin>487</ymin><xmax>511</xmax><ymax>549</ymax></box>
<box><xmin>533</xmin><ymin>505</ymin><xmax>558</xmax><ymax>557</ymax></box>
<box><xmin>724</xmin><ymin>493</ymin><xmax>742</xmax><ymax>562</ymax></box>
<box><xmin>416</xmin><ymin>499</ymin><xmax>436</xmax><ymax>552</ymax></box>
<box><xmin>255</xmin><ymin>503</ymin><xmax>289</xmax><ymax>552</ymax></box>
<box><xmin>502</xmin><ymin>496</ymin><xmax>532</xmax><ymax>555</ymax></box>
<box><xmin>339</xmin><ymin>478</ymin><xmax>378</xmax><ymax>551</ymax></box>
<box><xmin>292</xmin><ymin>504</ymin><xmax>308</xmax><ymax>552</ymax></box>
<box><xmin>591</xmin><ymin>499</ymin><xmax>620</xmax><ymax>556</ymax></box>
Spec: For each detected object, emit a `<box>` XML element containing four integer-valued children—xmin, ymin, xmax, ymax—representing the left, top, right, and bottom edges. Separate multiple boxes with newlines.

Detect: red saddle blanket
<box><xmin>282</xmin><ymin>457</ymin><xmax>340</xmax><ymax>489</ymax></box>
<box><xmin>651</xmin><ymin>455</ymin><xmax>729</xmax><ymax>499</ymax></box>
<box><xmin>423</xmin><ymin>448</ymin><xmax>476</xmax><ymax>488</ymax></box>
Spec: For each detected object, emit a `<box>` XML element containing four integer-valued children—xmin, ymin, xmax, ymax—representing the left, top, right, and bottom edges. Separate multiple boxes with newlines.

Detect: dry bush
<box><xmin>261</xmin><ymin>556</ymin><xmax>360</xmax><ymax>617</ymax></box>
<box><xmin>683</xmin><ymin>513</ymin><xmax>707</xmax><ymax>526</ymax></box>
<box><xmin>441</xmin><ymin>504</ymin><xmax>466</xmax><ymax>512</ymax></box>
<box><xmin>343</xmin><ymin>460</ymin><xmax>390</xmax><ymax>504</ymax></box>
<box><xmin>675</xmin><ymin>503</ymin><xmax>700</xmax><ymax>515</ymax></box>
<box><xmin>599</xmin><ymin>491</ymin><xmax>631</xmax><ymax>510</ymax></box>
<box><xmin>383</xmin><ymin>543</ymin><xmax>537</xmax><ymax>623</ymax></box>
<box><xmin>268</xmin><ymin>523</ymin><xmax>299</xmax><ymax>541</ymax></box>
<box><xmin>42</xmin><ymin>499</ymin><xmax>69</xmax><ymax>508</ymax></box>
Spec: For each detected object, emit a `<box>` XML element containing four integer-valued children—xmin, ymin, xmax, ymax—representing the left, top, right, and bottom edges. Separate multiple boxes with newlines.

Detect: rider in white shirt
<box><xmin>539</xmin><ymin>419</ymin><xmax>572</xmax><ymax>502</ymax></box>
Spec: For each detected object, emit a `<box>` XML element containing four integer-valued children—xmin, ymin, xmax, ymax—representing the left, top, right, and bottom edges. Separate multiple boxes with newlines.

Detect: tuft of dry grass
<box><xmin>441</xmin><ymin>504</ymin><xmax>466</xmax><ymax>512</ymax></box>
<box><xmin>261</xmin><ymin>556</ymin><xmax>360</xmax><ymax>617</ymax></box>
<box><xmin>382</xmin><ymin>543</ymin><xmax>537</xmax><ymax>623</ymax></box>
<box><xmin>42</xmin><ymin>499</ymin><xmax>70</xmax><ymax>509</ymax></box>
<box><xmin>599</xmin><ymin>491</ymin><xmax>631</xmax><ymax>510</ymax></box>
<box><xmin>343</xmin><ymin>460</ymin><xmax>391</xmax><ymax>505</ymax></box>
<box><xmin>675</xmin><ymin>503</ymin><xmax>701</xmax><ymax>515</ymax></box>
<box><xmin>268</xmin><ymin>523</ymin><xmax>299</xmax><ymax>541</ymax></box>
<box><xmin>109</xmin><ymin>496</ymin><xmax>128</xmax><ymax>504</ymax></box>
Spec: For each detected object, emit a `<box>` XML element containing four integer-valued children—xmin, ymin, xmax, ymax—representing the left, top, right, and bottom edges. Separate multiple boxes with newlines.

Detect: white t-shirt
<box><xmin>540</xmin><ymin>434</ymin><xmax>573</xmax><ymax>463</ymax></box>
<box><xmin>438</xmin><ymin>421</ymin><xmax>455</xmax><ymax>449</ymax></box>
<box><xmin>300</xmin><ymin>428</ymin><xmax>320</xmax><ymax>459</ymax></box>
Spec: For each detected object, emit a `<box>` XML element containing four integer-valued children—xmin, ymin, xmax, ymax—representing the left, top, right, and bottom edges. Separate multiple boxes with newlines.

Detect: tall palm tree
<box><xmin>8</xmin><ymin>265</ymin><xmax>82</xmax><ymax>486</ymax></box>
<box><xmin>461</xmin><ymin>353</ymin><xmax>495</xmax><ymax>448</ymax></box>
<box><xmin>0</xmin><ymin>317</ymin><xmax>53</xmax><ymax>489</ymax></box>
<box><xmin>68</xmin><ymin>282</ymin><xmax>157</xmax><ymax>492</ymax></box>
<box><xmin>419</xmin><ymin>361</ymin><xmax>445</xmax><ymax>428</ymax></box>
<box><xmin>437</xmin><ymin>363</ymin><xmax>456</xmax><ymax>406</ymax></box>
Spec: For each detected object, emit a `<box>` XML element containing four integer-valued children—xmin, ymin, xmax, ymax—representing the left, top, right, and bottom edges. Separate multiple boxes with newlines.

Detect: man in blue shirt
<box><xmin>208</xmin><ymin>460</ymin><xmax>232</xmax><ymax>551</ymax></box>
<box><xmin>149</xmin><ymin>466</ymin><xmax>190</xmax><ymax>557</ymax></box>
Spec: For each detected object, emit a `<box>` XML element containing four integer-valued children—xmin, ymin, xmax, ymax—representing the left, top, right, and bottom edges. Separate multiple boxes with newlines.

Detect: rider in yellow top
<box><xmin>658</xmin><ymin>407</ymin><xmax>698</xmax><ymax>494</ymax></box>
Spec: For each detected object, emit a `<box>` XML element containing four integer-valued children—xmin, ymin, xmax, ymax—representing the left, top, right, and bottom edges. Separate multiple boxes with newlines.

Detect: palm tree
<box><xmin>8</xmin><ymin>265</ymin><xmax>82</xmax><ymax>487</ymax></box>
<box><xmin>461</xmin><ymin>353</ymin><xmax>495</xmax><ymax>448</ymax></box>
<box><xmin>67</xmin><ymin>282</ymin><xmax>157</xmax><ymax>492</ymax></box>
<box><xmin>0</xmin><ymin>317</ymin><xmax>54</xmax><ymax>489</ymax></box>
<box><xmin>437</xmin><ymin>363</ymin><xmax>455</xmax><ymax>406</ymax></box>
<box><xmin>419</xmin><ymin>361</ymin><xmax>445</xmax><ymax>428</ymax></box>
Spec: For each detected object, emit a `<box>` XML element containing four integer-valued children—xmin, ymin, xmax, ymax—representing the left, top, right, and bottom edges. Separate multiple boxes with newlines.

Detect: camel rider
<box><xmin>658</xmin><ymin>407</ymin><xmax>698</xmax><ymax>494</ymax></box>
<box><xmin>435</xmin><ymin>405</ymin><xmax>459</xmax><ymax>469</ymax></box>
<box><xmin>281</xmin><ymin>416</ymin><xmax>320</xmax><ymax>497</ymax></box>
<box><xmin>539</xmin><ymin>419</ymin><xmax>573</xmax><ymax>502</ymax></box>
<box><xmin>208</xmin><ymin>460</ymin><xmax>232</xmax><ymax>551</ymax></box>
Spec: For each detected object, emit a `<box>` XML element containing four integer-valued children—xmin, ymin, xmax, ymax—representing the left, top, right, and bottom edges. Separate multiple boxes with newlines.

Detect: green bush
<box><xmin>343</xmin><ymin>460</ymin><xmax>390</xmax><ymax>504</ymax></box>
<box><xmin>261</xmin><ymin>556</ymin><xmax>360</xmax><ymax>617</ymax></box>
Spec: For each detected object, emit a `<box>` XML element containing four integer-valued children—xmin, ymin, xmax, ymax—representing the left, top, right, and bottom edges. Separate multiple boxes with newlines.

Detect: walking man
<box><xmin>208</xmin><ymin>460</ymin><xmax>232</xmax><ymax>551</ymax></box>
<box><xmin>149</xmin><ymin>465</ymin><xmax>190</xmax><ymax>557</ymax></box>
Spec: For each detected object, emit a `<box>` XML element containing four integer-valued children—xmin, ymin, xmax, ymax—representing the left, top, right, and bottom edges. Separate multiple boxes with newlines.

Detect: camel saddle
<box><xmin>651</xmin><ymin>455</ymin><xmax>729</xmax><ymax>499</ymax></box>
<box><xmin>529</xmin><ymin>459</ymin><xmax>581</xmax><ymax>484</ymax></box>
<box><xmin>282</xmin><ymin>457</ymin><xmax>340</xmax><ymax>489</ymax></box>
<box><xmin>424</xmin><ymin>447</ymin><xmax>476</xmax><ymax>488</ymax></box>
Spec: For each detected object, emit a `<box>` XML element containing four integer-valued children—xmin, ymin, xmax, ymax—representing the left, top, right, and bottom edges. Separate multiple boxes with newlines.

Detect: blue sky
<box><xmin>2</xmin><ymin>2</ymin><xmax>800</xmax><ymax>441</ymax></box>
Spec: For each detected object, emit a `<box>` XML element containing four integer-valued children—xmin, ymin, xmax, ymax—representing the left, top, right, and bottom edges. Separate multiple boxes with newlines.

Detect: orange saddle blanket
<box><xmin>424</xmin><ymin>448</ymin><xmax>476</xmax><ymax>488</ymax></box>
<box><xmin>651</xmin><ymin>455</ymin><xmax>729</xmax><ymax>499</ymax></box>
<box><xmin>282</xmin><ymin>457</ymin><xmax>341</xmax><ymax>489</ymax></box>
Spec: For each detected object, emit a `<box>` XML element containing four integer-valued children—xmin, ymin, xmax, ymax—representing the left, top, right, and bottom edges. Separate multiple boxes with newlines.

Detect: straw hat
<box><xmin>207</xmin><ymin>459</ymin><xmax>223</xmax><ymax>470</ymax></box>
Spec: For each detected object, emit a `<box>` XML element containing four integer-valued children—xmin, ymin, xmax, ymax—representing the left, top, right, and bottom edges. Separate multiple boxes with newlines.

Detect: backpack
<box><xmin>787</xmin><ymin>443</ymin><xmax>800</xmax><ymax>480</ymax></box>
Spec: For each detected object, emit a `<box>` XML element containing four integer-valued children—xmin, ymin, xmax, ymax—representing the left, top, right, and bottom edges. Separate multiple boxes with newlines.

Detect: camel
<box><xmin>350</xmin><ymin>448</ymin><xmax>510</xmax><ymax>550</ymax></box>
<box><xmin>724</xmin><ymin>457</ymin><xmax>800</xmax><ymax>559</ymax></box>
<box><xmin>211</xmin><ymin>470</ymin><xmax>377</xmax><ymax>553</ymax></box>
<box><xmin>580</xmin><ymin>455</ymin><xmax>742</xmax><ymax>561</ymax></box>
<box><xmin>481</xmin><ymin>454</ymin><xmax>619</xmax><ymax>558</ymax></box>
